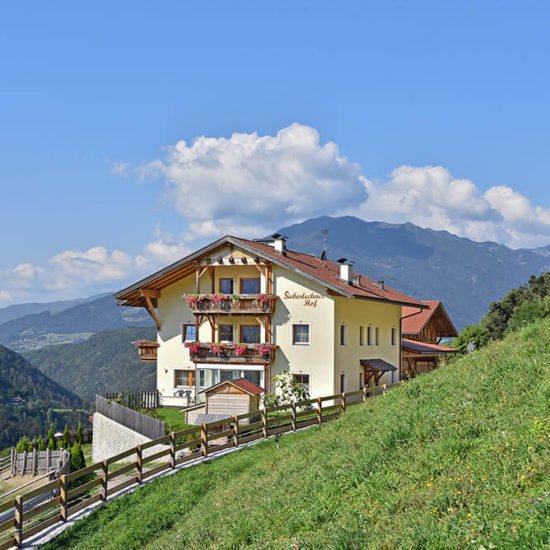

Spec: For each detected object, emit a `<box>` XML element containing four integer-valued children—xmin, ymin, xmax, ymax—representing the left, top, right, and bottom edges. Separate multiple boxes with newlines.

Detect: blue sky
<box><xmin>1</xmin><ymin>1</ymin><xmax>550</xmax><ymax>304</ymax></box>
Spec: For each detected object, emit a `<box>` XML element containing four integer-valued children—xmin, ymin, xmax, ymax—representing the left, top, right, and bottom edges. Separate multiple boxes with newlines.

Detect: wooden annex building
<box><xmin>401</xmin><ymin>300</ymin><xmax>458</xmax><ymax>378</ymax></box>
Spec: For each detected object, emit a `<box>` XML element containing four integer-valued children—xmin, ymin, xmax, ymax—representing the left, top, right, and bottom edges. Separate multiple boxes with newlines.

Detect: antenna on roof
<box><xmin>321</xmin><ymin>229</ymin><xmax>328</xmax><ymax>265</ymax></box>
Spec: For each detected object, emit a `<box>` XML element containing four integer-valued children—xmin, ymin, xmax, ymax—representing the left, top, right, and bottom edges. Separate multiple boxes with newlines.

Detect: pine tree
<box><xmin>69</xmin><ymin>442</ymin><xmax>86</xmax><ymax>472</ymax></box>
<box><xmin>15</xmin><ymin>436</ymin><xmax>27</xmax><ymax>453</ymax></box>
<box><xmin>47</xmin><ymin>422</ymin><xmax>56</xmax><ymax>450</ymax></box>
<box><xmin>76</xmin><ymin>421</ymin><xmax>83</xmax><ymax>445</ymax></box>
<box><xmin>60</xmin><ymin>424</ymin><xmax>70</xmax><ymax>449</ymax></box>
<box><xmin>36</xmin><ymin>434</ymin><xmax>45</xmax><ymax>451</ymax></box>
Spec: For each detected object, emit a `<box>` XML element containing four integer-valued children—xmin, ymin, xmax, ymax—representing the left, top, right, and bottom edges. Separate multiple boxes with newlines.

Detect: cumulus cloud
<box><xmin>134</xmin><ymin>123</ymin><xmax>367</xmax><ymax>237</ymax></box>
<box><xmin>0</xmin><ymin>230</ymin><xmax>189</xmax><ymax>304</ymax></box>
<box><xmin>353</xmin><ymin>165</ymin><xmax>550</xmax><ymax>248</ymax></box>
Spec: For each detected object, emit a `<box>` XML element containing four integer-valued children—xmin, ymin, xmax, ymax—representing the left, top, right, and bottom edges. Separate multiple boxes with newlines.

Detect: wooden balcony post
<box><xmin>59</xmin><ymin>474</ymin><xmax>68</xmax><ymax>522</ymax></box>
<box><xmin>14</xmin><ymin>495</ymin><xmax>23</xmax><ymax>548</ymax></box>
<box><xmin>100</xmin><ymin>460</ymin><xmax>108</xmax><ymax>502</ymax></box>
<box><xmin>341</xmin><ymin>392</ymin><xmax>347</xmax><ymax>414</ymax></box>
<box><xmin>169</xmin><ymin>432</ymin><xmax>176</xmax><ymax>469</ymax></box>
<box><xmin>316</xmin><ymin>396</ymin><xmax>322</xmax><ymax>425</ymax></box>
<box><xmin>291</xmin><ymin>402</ymin><xmax>297</xmax><ymax>432</ymax></box>
<box><xmin>232</xmin><ymin>416</ymin><xmax>239</xmax><ymax>447</ymax></box>
<box><xmin>136</xmin><ymin>444</ymin><xmax>143</xmax><ymax>484</ymax></box>
<box><xmin>201</xmin><ymin>423</ymin><xmax>208</xmax><ymax>458</ymax></box>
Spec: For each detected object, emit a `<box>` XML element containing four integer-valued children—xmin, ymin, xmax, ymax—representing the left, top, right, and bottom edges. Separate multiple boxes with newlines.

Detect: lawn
<box><xmin>45</xmin><ymin>319</ymin><xmax>550</xmax><ymax>549</ymax></box>
<box><xmin>140</xmin><ymin>406</ymin><xmax>190</xmax><ymax>433</ymax></box>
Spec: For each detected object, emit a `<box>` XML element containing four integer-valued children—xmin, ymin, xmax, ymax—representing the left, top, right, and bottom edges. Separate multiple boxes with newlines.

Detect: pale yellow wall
<box><xmin>270</xmin><ymin>265</ymin><xmax>336</xmax><ymax>398</ymax></box>
<box><xmin>334</xmin><ymin>298</ymin><xmax>401</xmax><ymax>391</ymax></box>
<box><xmin>153</xmin><ymin>243</ymin><xmax>401</xmax><ymax>405</ymax></box>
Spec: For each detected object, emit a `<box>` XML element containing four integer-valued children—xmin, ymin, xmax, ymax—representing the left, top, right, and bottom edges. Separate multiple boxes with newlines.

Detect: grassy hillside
<box><xmin>46</xmin><ymin>320</ymin><xmax>549</xmax><ymax>549</ymax></box>
<box><xmin>0</xmin><ymin>345</ymin><xmax>83</xmax><ymax>448</ymax></box>
<box><xmin>24</xmin><ymin>327</ymin><xmax>156</xmax><ymax>404</ymax></box>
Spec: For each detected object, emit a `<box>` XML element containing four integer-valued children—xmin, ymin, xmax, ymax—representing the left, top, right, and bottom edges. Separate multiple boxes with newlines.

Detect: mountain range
<box><xmin>275</xmin><ymin>216</ymin><xmax>550</xmax><ymax>328</ymax></box>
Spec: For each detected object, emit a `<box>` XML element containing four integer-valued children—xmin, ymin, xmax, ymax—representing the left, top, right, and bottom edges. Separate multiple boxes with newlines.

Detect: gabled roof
<box><xmin>202</xmin><ymin>377</ymin><xmax>265</xmax><ymax>396</ymax></box>
<box><xmin>402</xmin><ymin>300</ymin><xmax>458</xmax><ymax>337</ymax></box>
<box><xmin>114</xmin><ymin>235</ymin><xmax>426</xmax><ymax>309</ymax></box>
<box><xmin>401</xmin><ymin>338</ymin><xmax>458</xmax><ymax>355</ymax></box>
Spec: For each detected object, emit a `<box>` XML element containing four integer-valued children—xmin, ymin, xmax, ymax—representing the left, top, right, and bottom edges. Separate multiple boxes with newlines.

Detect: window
<box><xmin>375</xmin><ymin>327</ymin><xmax>380</xmax><ymax>346</ymax></box>
<box><xmin>219</xmin><ymin>278</ymin><xmax>233</xmax><ymax>294</ymax></box>
<box><xmin>182</xmin><ymin>324</ymin><xmax>197</xmax><ymax>342</ymax></box>
<box><xmin>219</xmin><ymin>325</ymin><xmax>234</xmax><ymax>342</ymax></box>
<box><xmin>340</xmin><ymin>325</ymin><xmax>348</xmax><ymax>346</ymax></box>
<box><xmin>391</xmin><ymin>327</ymin><xmax>397</xmax><ymax>346</ymax></box>
<box><xmin>359</xmin><ymin>326</ymin><xmax>365</xmax><ymax>346</ymax></box>
<box><xmin>240</xmin><ymin>325</ymin><xmax>260</xmax><ymax>344</ymax></box>
<box><xmin>175</xmin><ymin>370</ymin><xmax>194</xmax><ymax>387</ymax></box>
<box><xmin>240</xmin><ymin>278</ymin><xmax>260</xmax><ymax>294</ymax></box>
<box><xmin>292</xmin><ymin>373</ymin><xmax>310</xmax><ymax>390</ymax></box>
<box><xmin>367</xmin><ymin>326</ymin><xmax>373</xmax><ymax>346</ymax></box>
<box><xmin>292</xmin><ymin>324</ymin><xmax>310</xmax><ymax>345</ymax></box>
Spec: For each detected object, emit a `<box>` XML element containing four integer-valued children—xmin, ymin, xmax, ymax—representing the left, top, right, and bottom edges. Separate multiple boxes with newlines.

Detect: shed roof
<box><xmin>202</xmin><ymin>378</ymin><xmax>265</xmax><ymax>396</ymax></box>
<box><xmin>359</xmin><ymin>359</ymin><xmax>397</xmax><ymax>372</ymax></box>
<box><xmin>401</xmin><ymin>338</ymin><xmax>458</xmax><ymax>355</ymax></box>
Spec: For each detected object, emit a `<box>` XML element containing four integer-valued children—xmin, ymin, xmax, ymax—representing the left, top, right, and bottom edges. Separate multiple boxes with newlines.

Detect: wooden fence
<box><xmin>10</xmin><ymin>450</ymin><xmax>70</xmax><ymax>478</ymax></box>
<box><xmin>0</xmin><ymin>457</ymin><xmax>11</xmax><ymax>479</ymax></box>
<box><xmin>0</xmin><ymin>383</ymin><xmax>398</xmax><ymax>549</ymax></box>
<box><xmin>95</xmin><ymin>395</ymin><xmax>165</xmax><ymax>440</ymax></box>
<box><xmin>101</xmin><ymin>390</ymin><xmax>159</xmax><ymax>410</ymax></box>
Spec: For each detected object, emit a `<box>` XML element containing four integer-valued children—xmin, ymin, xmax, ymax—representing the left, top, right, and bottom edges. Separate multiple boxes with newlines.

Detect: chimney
<box><xmin>337</xmin><ymin>258</ymin><xmax>354</xmax><ymax>284</ymax></box>
<box><xmin>272</xmin><ymin>233</ymin><xmax>287</xmax><ymax>255</ymax></box>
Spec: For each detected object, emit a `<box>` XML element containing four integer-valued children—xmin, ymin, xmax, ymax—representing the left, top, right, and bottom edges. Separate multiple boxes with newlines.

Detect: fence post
<box><xmin>59</xmin><ymin>474</ymin><xmax>68</xmax><ymax>522</ymax></box>
<box><xmin>201</xmin><ymin>423</ymin><xmax>208</xmax><ymax>458</ymax></box>
<box><xmin>32</xmin><ymin>448</ymin><xmax>38</xmax><ymax>476</ymax></box>
<box><xmin>100</xmin><ymin>460</ymin><xmax>108</xmax><ymax>502</ymax></box>
<box><xmin>316</xmin><ymin>396</ymin><xmax>322</xmax><ymax>425</ymax></box>
<box><xmin>232</xmin><ymin>416</ymin><xmax>239</xmax><ymax>447</ymax></box>
<box><xmin>291</xmin><ymin>402</ymin><xmax>297</xmax><ymax>432</ymax></box>
<box><xmin>169</xmin><ymin>432</ymin><xmax>176</xmax><ymax>469</ymax></box>
<box><xmin>46</xmin><ymin>448</ymin><xmax>51</xmax><ymax>473</ymax></box>
<box><xmin>11</xmin><ymin>447</ymin><xmax>15</xmax><ymax>476</ymax></box>
<box><xmin>362</xmin><ymin>386</ymin><xmax>368</xmax><ymax>402</ymax></box>
<box><xmin>341</xmin><ymin>392</ymin><xmax>347</xmax><ymax>414</ymax></box>
<box><xmin>22</xmin><ymin>451</ymin><xmax>27</xmax><ymax>476</ymax></box>
<box><xmin>261</xmin><ymin>408</ymin><xmax>268</xmax><ymax>438</ymax></box>
<box><xmin>14</xmin><ymin>495</ymin><xmax>23</xmax><ymax>548</ymax></box>
<box><xmin>136</xmin><ymin>444</ymin><xmax>143</xmax><ymax>484</ymax></box>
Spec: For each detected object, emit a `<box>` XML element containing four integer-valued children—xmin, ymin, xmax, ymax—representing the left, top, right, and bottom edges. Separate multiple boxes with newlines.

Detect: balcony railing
<box><xmin>133</xmin><ymin>340</ymin><xmax>159</xmax><ymax>362</ymax></box>
<box><xmin>183</xmin><ymin>293</ymin><xmax>276</xmax><ymax>315</ymax></box>
<box><xmin>185</xmin><ymin>342</ymin><xmax>277</xmax><ymax>364</ymax></box>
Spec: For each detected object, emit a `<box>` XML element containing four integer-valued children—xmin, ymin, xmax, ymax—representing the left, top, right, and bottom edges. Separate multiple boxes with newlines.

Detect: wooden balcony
<box><xmin>185</xmin><ymin>342</ymin><xmax>277</xmax><ymax>364</ymax></box>
<box><xmin>183</xmin><ymin>294</ymin><xmax>276</xmax><ymax>315</ymax></box>
<box><xmin>133</xmin><ymin>340</ymin><xmax>159</xmax><ymax>362</ymax></box>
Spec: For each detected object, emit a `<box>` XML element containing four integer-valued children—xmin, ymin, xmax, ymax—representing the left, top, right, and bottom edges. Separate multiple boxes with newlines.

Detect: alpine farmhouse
<box><xmin>113</xmin><ymin>234</ymin><xmax>453</xmax><ymax>408</ymax></box>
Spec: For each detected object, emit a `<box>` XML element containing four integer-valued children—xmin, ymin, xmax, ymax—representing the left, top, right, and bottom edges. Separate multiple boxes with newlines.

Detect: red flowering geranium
<box><xmin>234</xmin><ymin>344</ymin><xmax>247</xmax><ymax>357</ymax></box>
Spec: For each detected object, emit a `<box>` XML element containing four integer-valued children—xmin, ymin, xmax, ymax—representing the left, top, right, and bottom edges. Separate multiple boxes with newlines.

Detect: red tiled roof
<box><xmin>234</xmin><ymin>237</ymin><xmax>425</xmax><ymax>308</ymax></box>
<box><xmin>401</xmin><ymin>338</ymin><xmax>458</xmax><ymax>355</ymax></box>
<box><xmin>402</xmin><ymin>300</ymin><xmax>441</xmax><ymax>334</ymax></box>
<box><xmin>204</xmin><ymin>377</ymin><xmax>264</xmax><ymax>396</ymax></box>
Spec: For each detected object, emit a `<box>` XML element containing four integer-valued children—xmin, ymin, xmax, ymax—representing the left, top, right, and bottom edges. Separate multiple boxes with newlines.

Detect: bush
<box><xmin>69</xmin><ymin>442</ymin><xmax>86</xmax><ymax>472</ymax></box>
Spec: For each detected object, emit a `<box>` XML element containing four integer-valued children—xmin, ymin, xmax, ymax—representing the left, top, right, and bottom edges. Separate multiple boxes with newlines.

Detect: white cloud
<box><xmin>354</xmin><ymin>165</ymin><xmax>550</xmax><ymax>248</ymax></box>
<box><xmin>0</xmin><ymin>230</ymin><xmax>189</xmax><ymax>305</ymax></box>
<box><xmin>133</xmin><ymin>123</ymin><xmax>367</xmax><ymax>238</ymax></box>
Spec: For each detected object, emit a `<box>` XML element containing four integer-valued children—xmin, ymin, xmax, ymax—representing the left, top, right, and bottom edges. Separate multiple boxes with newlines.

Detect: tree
<box><xmin>60</xmin><ymin>424</ymin><xmax>70</xmax><ymax>449</ymax></box>
<box><xmin>76</xmin><ymin>421</ymin><xmax>83</xmax><ymax>445</ymax></box>
<box><xmin>262</xmin><ymin>371</ymin><xmax>310</xmax><ymax>407</ymax></box>
<box><xmin>36</xmin><ymin>434</ymin><xmax>45</xmax><ymax>451</ymax></box>
<box><xmin>69</xmin><ymin>442</ymin><xmax>86</xmax><ymax>472</ymax></box>
<box><xmin>47</xmin><ymin>422</ymin><xmax>56</xmax><ymax>450</ymax></box>
<box><xmin>15</xmin><ymin>436</ymin><xmax>27</xmax><ymax>453</ymax></box>
<box><xmin>453</xmin><ymin>325</ymin><xmax>488</xmax><ymax>354</ymax></box>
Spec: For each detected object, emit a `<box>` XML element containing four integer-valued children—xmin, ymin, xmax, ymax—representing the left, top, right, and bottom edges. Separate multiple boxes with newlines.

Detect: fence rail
<box><xmin>0</xmin><ymin>382</ymin><xmax>399</xmax><ymax>549</ymax></box>
<box><xmin>95</xmin><ymin>395</ymin><xmax>164</xmax><ymax>440</ymax></box>
<box><xmin>101</xmin><ymin>390</ymin><xmax>159</xmax><ymax>410</ymax></box>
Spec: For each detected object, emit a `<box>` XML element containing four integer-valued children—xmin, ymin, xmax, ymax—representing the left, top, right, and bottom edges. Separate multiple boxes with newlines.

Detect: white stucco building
<box><xmin>114</xmin><ymin>234</ymin><xmax>427</xmax><ymax>407</ymax></box>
